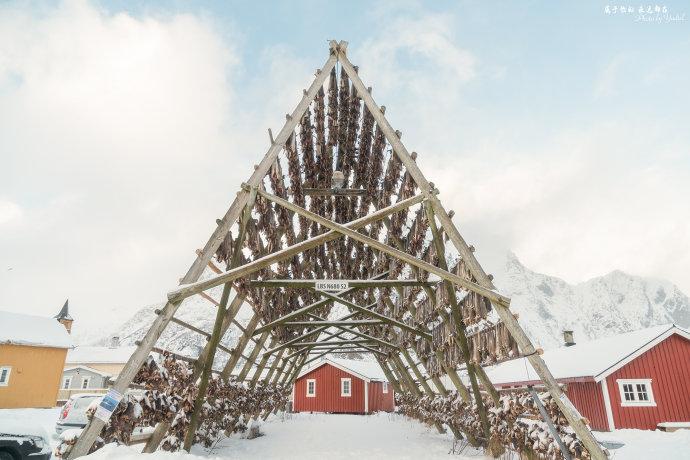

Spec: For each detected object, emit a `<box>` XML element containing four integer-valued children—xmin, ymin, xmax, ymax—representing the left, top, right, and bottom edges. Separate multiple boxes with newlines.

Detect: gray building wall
<box><xmin>61</xmin><ymin>367</ymin><xmax>109</xmax><ymax>389</ymax></box>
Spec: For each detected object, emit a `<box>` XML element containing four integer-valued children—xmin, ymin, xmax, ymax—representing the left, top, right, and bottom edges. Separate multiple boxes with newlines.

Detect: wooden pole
<box><xmin>255</xmin><ymin>271</ymin><xmax>389</xmax><ymax>334</ymax></box>
<box><xmin>220</xmin><ymin>314</ymin><xmax>261</xmax><ymax>379</ymax></box>
<box><xmin>67</xmin><ymin>43</ymin><xmax>340</xmax><ymax>460</ymax></box>
<box><xmin>238</xmin><ymin>331</ymin><xmax>271</xmax><ymax>381</ymax></box>
<box><xmin>424</xmin><ymin>204</ymin><xmax>492</xmax><ymax>441</ymax></box>
<box><xmin>168</xmin><ymin>194</ymin><xmax>426</xmax><ymax>302</ymax></box>
<box><xmin>309</xmin><ymin>289</ymin><xmax>432</xmax><ymax>340</ymax></box>
<box><xmin>254</xmin><ymin>187</ymin><xmax>509</xmax><ymax>307</ymax></box>
<box><xmin>337</xmin><ymin>47</ymin><xmax>606</xmax><ymax>459</ymax></box>
<box><xmin>183</xmin><ymin>187</ymin><xmax>258</xmax><ymax>451</ymax></box>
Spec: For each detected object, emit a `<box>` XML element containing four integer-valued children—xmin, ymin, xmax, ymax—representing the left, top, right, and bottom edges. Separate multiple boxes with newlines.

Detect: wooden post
<box><xmin>399</xmin><ymin>349</ymin><xmax>446</xmax><ymax>435</ymax></box>
<box><xmin>424</xmin><ymin>204</ymin><xmax>492</xmax><ymax>441</ymax></box>
<box><xmin>253</xmin><ymin>188</ymin><xmax>509</xmax><ymax>307</ymax></box>
<box><xmin>238</xmin><ymin>331</ymin><xmax>270</xmax><ymax>381</ymax></box>
<box><xmin>142</xmin><ymin>293</ymin><xmax>247</xmax><ymax>453</ymax></box>
<box><xmin>220</xmin><ymin>314</ymin><xmax>261</xmax><ymax>379</ymax></box>
<box><xmin>260</xmin><ymin>347</ymin><xmax>285</xmax><ymax>385</ymax></box>
<box><xmin>168</xmin><ymin>194</ymin><xmax>426</xmax><ymax>302</ymax></box>
<box><xmin>528</xmin><ymin>386</ymin><xmax>573</xmax><ymax>460</ymax></box>
<box><xmin>183</xmin><ymin>187</ymin><xmax>258</xmax><ymax>451</ymax></box>
<box><xmin>67</xmin><ymin>44</ymin><xmax>340</xmax><ymax>460</ymax></box>
<box><xmin>249</xmin><ymin>337</ymin><xmax>277</xmax><ymax>387</ymax></box>
<box><xmin>337</xmin><ymin>47</ymin><xmax>606</xmax><ymax>459</ymax></box>
<box><xmin>400</xmin><ymin>349</ymin><xmax>435</xmax><ymax>396</ymax></box>
<box><xmin>375</xmin><ymin>357</ymin><xmax>403</xmax><ymax>394</ymax></box>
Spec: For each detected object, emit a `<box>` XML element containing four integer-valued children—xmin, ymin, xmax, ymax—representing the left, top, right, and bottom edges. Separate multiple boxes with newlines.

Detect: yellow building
<box><xmin>0</xmin><ymin>303</ymin><xmax>73</xmax><ymax>408</ymax></box>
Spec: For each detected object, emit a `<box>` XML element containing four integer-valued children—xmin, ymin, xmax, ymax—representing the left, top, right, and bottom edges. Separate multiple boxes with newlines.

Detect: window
<box><xmin>0</xmin><ymin>367</ymin><xmax>11</xmax><ymax>386</ymax></box>
<box><xmin>63</xmin><ymin>376</ymin><xmax>72</xmax><ymax>389</ymax></box>
<box><xmin>617</xmin><ymin>379</ymin><xmax>655</xmax><ymax>407</ymax></box>
<box><xmin>341</xmin><ymin>378</ymin><xmax>352</xmax><ymax>397</ymax></box>
<box><xmin>306</xmin><ymin>379</ymin><xmax>316</xmax><ymax>397</ymax></box>
<box><xmin>81</xmin><ymin>377</ymin><xmax>91</xmax><ymax>389</ymax></box>
<box><xmin>382</xmin><ymin>382</ymin><xmax>388</xmax><ymax>394</ymax></box>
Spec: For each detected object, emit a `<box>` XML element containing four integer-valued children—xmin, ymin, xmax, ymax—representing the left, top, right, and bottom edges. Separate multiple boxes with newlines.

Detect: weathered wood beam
<box><xmin>303</xmin><ymin>188</ymin><xmax>366</xmax><ymax>196</ymax></box>
<box><xmin>283</xmin><ymin>320</ymin><xmax>383</xmax><ymax>327</ymax></box>
<box><xmin>261</xmin><ymin>306</ymin><xmax>372</xmax><ymax>356</ymax></box>
<box><xmin>249</xmin><ymin>279</ymin><xmax>433</xmax><ymax>288</ymax></box>
<box><xmin>237</xmin><ymin>331</ymin><xmax>271</xmax><ymax>381</ymax></box>
<box><xmin>255</xmin><ymin>187</ymin><xmax>509</xmax><ymax>307</ymax></box>
<box><xmin>311</xmin><ymin>289</ymin><xmax>432</xmax><ymax>340</ymax></box>
<box><xmin>255</xmin><ymin>272</ymin><xmax>389</xmax><ymax>334</ymax></box>
<box><xmin>68</xmin><ymin>37</ymin><xmax>341</xmax><ymax>460</ymax></box>
<box><xmin>292</xmin><ymin>339</ymin><xmax>377</xmax><ymax>347</ymax></box>
<box><xmin>337</xmin><ymin>47</ymin><xmax>606</xmax><ymax>459</ymax></box>
<box><xmin>220</xmin><ymin>314</ymin><xmax>261</xmax><ymax>379</ymax></box>
<box><xmin>168</xmin><ymin>193</ymin><xmax>425</xmax><ymax>303</ymax></box>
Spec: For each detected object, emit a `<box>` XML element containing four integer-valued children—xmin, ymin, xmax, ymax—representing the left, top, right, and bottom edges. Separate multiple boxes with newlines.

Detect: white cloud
<box><xmin>0</xmin><ymin>0</ymin><xmax>245</xmax><ymax>329</ymax></box>
<box><xmin>0</xmin><ymin>199</ymin><xmax>23</xmax><ymax>225</ymax></box>
<box><xmin>349</xmin><ymin>7</ymin><xmax>690</xmax><ymax>293</ymax></box>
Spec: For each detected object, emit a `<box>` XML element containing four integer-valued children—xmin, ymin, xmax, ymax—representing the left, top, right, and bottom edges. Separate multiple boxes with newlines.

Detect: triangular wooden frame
<box><xmin>69</xmin><ymin>41</ymin><xmax>607</xmax><ymax>460</ymax></box>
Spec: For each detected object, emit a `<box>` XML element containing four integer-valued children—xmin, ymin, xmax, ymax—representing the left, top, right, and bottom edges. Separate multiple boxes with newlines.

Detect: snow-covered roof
<box><xmin>0</xmin><ymin>310</ymin><xmax>73</xmax><ymax>349</ymax></box>
<box><xmin>485</xmin><ymin>324</ymin><xmax>690</xmax><ymax>384</ymax></box>
<box><xmin>66</xmin><ymin>345</ymin><xmax>136</xmax><ymax>364</ymax></box>
<box><xmin>63</xmin><ymin>365</ymin><xmax>112</xmax><ymax>377</ymax></box>
<box><xmin>297</xmin><ymin>357</ymin><xmax>387</xmax><ymax>382</ymax></box>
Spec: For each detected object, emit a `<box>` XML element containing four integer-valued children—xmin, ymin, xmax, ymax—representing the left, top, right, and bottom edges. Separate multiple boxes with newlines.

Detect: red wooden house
<box><xmin>484</xmin><ymin>324</ymin><xmax>690</xmax><ymax>431</ymax></box>
<box><xmin>293</xmin><ymin>358</ymin><xmax>395</xmax><ymax>414</ymax></box>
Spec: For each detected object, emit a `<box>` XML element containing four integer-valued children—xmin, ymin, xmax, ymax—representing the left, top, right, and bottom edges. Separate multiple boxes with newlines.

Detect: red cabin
<box><xmin>484</xmin><ymin>324</ymin><xmax>690</xmax><ymax>431</ymax></box>
<box><xmin>293</xmin><ymin>358</ymin><xmax>395</xmax><ymax>414</ymax></box>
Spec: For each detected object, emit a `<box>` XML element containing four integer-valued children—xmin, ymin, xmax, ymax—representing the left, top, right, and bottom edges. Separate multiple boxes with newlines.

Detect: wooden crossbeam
<box><xmin>254</xmin><ymin>187</ymin><xmax>510</xmax><ymax>307</ymax></box>
<box><xmin>303</xmin><ymin>188</ymin><xmax>366</xmax><ymax>196</ymax></box>
<box><xmin>311</xmin><ymin>289</ymin><xmax>432</xmax><ymax>341</ymax></box>
<box><xmin>167</xmin><ymin>193</ymin><xmax>425</xmax><ymax>302</ymax></box>
<box><xmin>248</xmin><ymin>279</ymin><xmax>432</xmax><ymax>289</ymax></box>
<box><xmin>255</xmin><ymin>271</ymin><xmax>389</xmax><ymax>334</ymax></box>
<box><xmin>292</xmin><ymin>339</ymin><xmax>376</xmax><ymax>347</ymax></box>
<box><xmin>337</xmin><ymin>46</ymin><xmax>607</xmax><ymax>459</ymax></box>
<box><xmin>283</xmin><ymin>320</ymin><xmax>382</xmax><ymax>327</ymax></box>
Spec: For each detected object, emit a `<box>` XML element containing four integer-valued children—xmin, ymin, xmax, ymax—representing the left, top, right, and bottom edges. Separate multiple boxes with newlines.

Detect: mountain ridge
<box><xmin>92</xmin><ymin>254</ymin><xmax>690</xmax><ymax>356</ymax></box>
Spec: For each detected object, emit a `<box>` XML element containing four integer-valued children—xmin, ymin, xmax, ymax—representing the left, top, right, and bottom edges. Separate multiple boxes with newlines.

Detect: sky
<box><xmin>1</xmin><ymin>0</ymin><xmax>689</xmax><ymax>339</ymax></box>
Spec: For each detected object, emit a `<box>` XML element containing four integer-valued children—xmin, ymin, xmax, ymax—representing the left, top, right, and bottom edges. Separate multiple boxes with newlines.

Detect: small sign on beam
<box><xmin>315</xmin><ymin>280</ymin><xmax>349</xmax><ymax>292</ymax></box>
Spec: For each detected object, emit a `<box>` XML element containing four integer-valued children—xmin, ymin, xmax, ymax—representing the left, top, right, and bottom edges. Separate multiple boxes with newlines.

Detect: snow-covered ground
<box><xmin>91</xmin><ymin>413</ymin><xmax>484</xmax><ymax>460</ymax></box>
<box><xmin>596</xmin><ymin>429</ymin><xmax>690</xmax><ymax>459</ymax></box>
<box><xmin>1</xmin><ymin>408</ymin><xmax>689</xmax><ymax>459</ymax></box>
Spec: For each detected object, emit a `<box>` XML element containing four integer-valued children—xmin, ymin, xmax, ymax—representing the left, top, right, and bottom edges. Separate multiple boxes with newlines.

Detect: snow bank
<box><xmin>596</xmin><ymin>428</ymin><xmax>690</xmax><ymax>459</ymax></box>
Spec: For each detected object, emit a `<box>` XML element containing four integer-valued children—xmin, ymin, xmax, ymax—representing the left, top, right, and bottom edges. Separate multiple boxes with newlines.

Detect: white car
<box><xmin>55</xmin><ymin>394</ymin><xmax>102</xmax><ymax>435</ymax></box>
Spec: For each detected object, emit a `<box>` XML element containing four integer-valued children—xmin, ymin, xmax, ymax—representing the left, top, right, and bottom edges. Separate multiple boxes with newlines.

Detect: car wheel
<box><xmin>0</xmin><ymin>450</ymin><xmax>17</xmax><ymax>460</ymax></box>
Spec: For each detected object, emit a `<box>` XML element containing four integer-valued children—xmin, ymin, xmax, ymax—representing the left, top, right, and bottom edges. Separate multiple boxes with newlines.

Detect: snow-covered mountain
<box><xmin>91</xmin><ymin>269</ymin><xmax>255</xmax><ymax>369</ymax></box>
<box><xmin>96</xmin><ymin>255</ymin><xmax>690</xmax><ymax>358</ymax></box>
<box><xmin>496</xmin><ymin>252</ymin><xmax>690</xmax><ymax>350</ymax></box>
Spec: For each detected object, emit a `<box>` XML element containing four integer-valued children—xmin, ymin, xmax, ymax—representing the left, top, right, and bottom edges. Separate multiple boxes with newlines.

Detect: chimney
<box><xmin>563</xmin><ymin>330</ymin><xmax>575</xmax><ymax>347</ymax></box>
<box><xmin>109</xmin><ymin>336</ymin><xmax>120</xmax><ymax>348</ymax></box>
<box><xmin>54</xmin><ymin>299</ymin><xmax>74</xmax><ymax>334</ymax></box>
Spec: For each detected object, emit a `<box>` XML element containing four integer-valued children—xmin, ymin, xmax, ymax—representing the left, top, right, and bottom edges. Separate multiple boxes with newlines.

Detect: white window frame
<box><xmin>382</xmin><ymin>381</ymin><xmax>388</xmax><ymax>394</ymax></box>
<box><xmin>81</xmin><ymin>377</ymin><xmax>91</xmax><ymax>389</ymax></box>
<box><xmin>0</xmin><ymin>366</ymin><xmax>11</xmax><ymax>386</ymax></box>
<box><xmin>306</xmin><ymin>379</ymin><xmax>316</xmax><ymax>397</ymax></box>
<box><xmin>341</xmin><ymin>377</ymin><xmax>352</xmax><ymax>397</ymax></box>
<box><xmin>617</xmin><ymin>378</ymin><xmax>656</xmax><ymax>407</ymax></box>
<box><xmin>62</xmin><ymin>376</ymin><xmax>72</xmax><ymax>389</ymax></box>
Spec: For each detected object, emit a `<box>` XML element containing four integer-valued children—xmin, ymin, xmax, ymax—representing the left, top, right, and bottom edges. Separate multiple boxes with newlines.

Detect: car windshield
<box><xmin>73</xmin><ymin>396</ymin><xmax>99</xmax><ymax>410</ymax></box>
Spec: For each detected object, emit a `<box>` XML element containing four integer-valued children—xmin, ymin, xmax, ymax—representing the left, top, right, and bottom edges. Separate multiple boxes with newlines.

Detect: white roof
<box><xmin>66</xmin><ymin>345</ymin><xmax>136</xmax><ymax>364</ymax></box>
<box><xmin>298</xmin><ymin>357</ymin><xmax>387</xmax><ymax>382</ymax></box>
<box><xmin>0</xmin><ymin>310</ymin><xmax>73</xmax><ymax>349</ymax></box>
<box><xmin>63</xmin><ymin>365</ymin><xmax>112</xmax><ymax>377</ymax></box>
<box><xmin>485</xmin><ymin>324</ymin><xmax>689</xmax><ymax>384</ymax></box>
